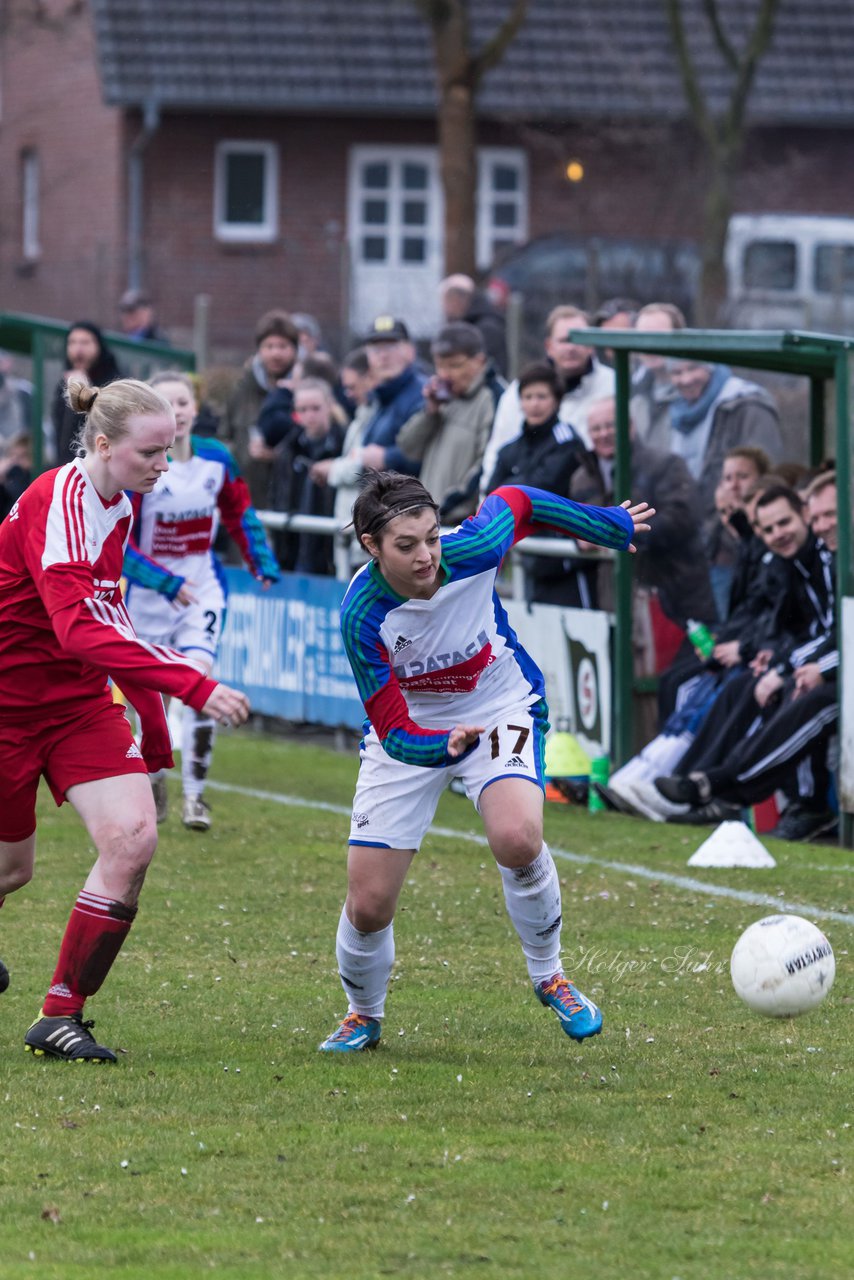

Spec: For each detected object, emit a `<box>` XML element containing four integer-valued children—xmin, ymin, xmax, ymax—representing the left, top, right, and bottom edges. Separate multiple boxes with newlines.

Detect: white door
<box><xmin>347</xmin><ymin>146</ymin><xmax>444</xmax><ymax>341</ymax></box>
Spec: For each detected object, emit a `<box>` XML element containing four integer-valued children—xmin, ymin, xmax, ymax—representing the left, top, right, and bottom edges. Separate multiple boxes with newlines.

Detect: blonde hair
<box><xmin>66</xmin><ymin>376</ymin><xmax>172</xmax><ymax>455</ymax></box>
<box><xmin>545</xmin><ymin>304</ymin><xmax>589</xmax><ymax>336</ymax></box>
<box><xmin>295</xmin><ymin>377</ymin><xmax>333</xmax><ymax>405</ymax></box>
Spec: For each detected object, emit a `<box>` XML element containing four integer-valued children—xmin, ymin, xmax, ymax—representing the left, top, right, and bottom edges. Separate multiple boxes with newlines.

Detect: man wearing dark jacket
<box><xmin>485</xmin><ymin>362</ymin><xmax>587</xmax><ymax>606</ymax></box>
<box><xmin>354</xmin><ymin>317</ymin><xmax>426</xmax><ymax>477</ymax></box>
<box><xmin>653</xmin><ymin>484</ymin><xmax>839</xmax><ymax>837</ymax></box>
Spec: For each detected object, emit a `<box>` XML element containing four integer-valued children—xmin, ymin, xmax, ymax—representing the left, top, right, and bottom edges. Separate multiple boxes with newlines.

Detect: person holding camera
<box><xmin>396</xmin><ymin>323</ymin><xmax>503</xmax><ymax>524</ymax></box>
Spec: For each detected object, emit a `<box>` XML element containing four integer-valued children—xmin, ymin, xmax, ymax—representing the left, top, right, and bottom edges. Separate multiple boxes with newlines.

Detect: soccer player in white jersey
<box><xmin>319</xmin><ymin>470</ymin><xmax>654</xmax><ymax>1052</ymax></box>
<box><xmin>0</xmin><ymin>376</ymin><xmax>250</xmax><ymax>1062</ymax></box>
<box><xmin>122</xmin><ymin>372</ymin><xmax>279</xmax><ymax>830</ymax></box>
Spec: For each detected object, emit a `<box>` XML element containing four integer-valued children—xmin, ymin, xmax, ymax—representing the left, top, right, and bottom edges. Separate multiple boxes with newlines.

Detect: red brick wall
<box><xmin>0</xmin><ymin>2</ymin><xmax>124</xmax><ymax>331</ymax></box>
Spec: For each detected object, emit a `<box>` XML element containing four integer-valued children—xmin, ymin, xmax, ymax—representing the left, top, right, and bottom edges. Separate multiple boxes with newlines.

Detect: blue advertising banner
<box><xmin>215</xmin><ymin>569</ymin><xmax>365</xmax><ymax>728</ymax></box>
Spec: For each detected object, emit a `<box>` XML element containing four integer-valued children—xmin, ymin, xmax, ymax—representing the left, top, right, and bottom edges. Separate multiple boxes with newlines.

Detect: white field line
<box><xmin>207</xmin><ymin>779</ymin><xmax>854</xmax><ymax>930</ymax></box>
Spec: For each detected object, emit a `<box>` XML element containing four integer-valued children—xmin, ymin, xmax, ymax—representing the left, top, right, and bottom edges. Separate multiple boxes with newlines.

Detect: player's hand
<box><xmin>258</xmin><ymin>575</ymin><xmax>276</xmax><ymax>591</ymax></box>
<box><xmin>174</xmin><ymin>582</ymin><xmax>198</xmax><ymax>606</ymax></box>
<box><xmin>447</xmin><ymin>724</ymin><xmax>483</xmax><ymax>757</ymax></box>
<box><xmin>792</xmin><ymin>663</ymin><xmax>823</xmax><ymax>698</ymax></box>
<box><xmin>712</xmin><ymin>640</ymin><xmax>741</xmax><ymax>668</ymax></box>
<box><xmin>754</xmin><ymin>669</ymin><xmax>783</xmax><ymax>708</ymax></box>
<box><xmin>620</xmin><ymin>500</ymin><xmax>655</xmax><ymax>553</ymax></box>
<box><xmin>201</xmin><ymin>684</ymin><xmax>250</xmax><ymax>727</ymax></box>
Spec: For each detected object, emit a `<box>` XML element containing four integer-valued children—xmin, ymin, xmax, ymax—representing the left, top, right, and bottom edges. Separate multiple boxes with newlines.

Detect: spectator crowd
<box><xmin>1</xmin><ymin>281</ymin><xmax>845</xmax><ymax>843</ymax></box>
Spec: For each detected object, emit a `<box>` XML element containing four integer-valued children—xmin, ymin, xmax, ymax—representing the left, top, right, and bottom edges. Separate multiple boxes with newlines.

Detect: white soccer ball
<box><xmin>730</xmin><ymin>914</ymin><xmax>835</xmax><ymax>1017</ymax></box>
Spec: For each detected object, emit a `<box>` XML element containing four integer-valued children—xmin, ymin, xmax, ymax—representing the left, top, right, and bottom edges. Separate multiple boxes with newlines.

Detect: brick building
<box><xmin>1</xmin><ymin>0</ymin><xmax>853</xmax><ymax>359</ymax></box>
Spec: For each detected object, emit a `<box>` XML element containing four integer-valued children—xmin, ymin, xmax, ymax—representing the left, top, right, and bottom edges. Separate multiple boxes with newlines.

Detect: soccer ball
<box><xmin>730</xmin><ymin>914</ymin><xmax>835</xmax><ymax>1017</ymax></box>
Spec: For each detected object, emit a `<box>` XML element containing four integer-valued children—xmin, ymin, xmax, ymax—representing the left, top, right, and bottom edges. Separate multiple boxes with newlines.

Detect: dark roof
<box><xmin>91</xmin><ymin>0</ymin><xmax>854</xmax><ymax>126</ymax></box>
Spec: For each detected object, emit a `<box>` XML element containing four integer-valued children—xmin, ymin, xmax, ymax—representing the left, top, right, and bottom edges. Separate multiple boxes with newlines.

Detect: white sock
<box><xmin>181</xmin><ymin>708</ymin><xmax>216</xmax><ymax>801</ymax></box>
<box><xmin>499</xmin><ymin>845</ymin><xmax>563</xmax><ymax>985</ymax></box>
<box><xmin>336</xmin><ymin>907</ymin><xmax>394</xmax><ymax>1019</ymax></box>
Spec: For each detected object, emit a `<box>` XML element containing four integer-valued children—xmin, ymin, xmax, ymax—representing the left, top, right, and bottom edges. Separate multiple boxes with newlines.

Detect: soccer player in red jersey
<box><xmin>0</xmin><ymin>375</ymin><xmax>250</xmax><ymax>1062</ymax></box>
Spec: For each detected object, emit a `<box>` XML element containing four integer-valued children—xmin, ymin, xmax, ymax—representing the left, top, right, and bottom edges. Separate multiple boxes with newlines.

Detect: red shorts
<box><xmin>0</xmin><ymin>696</ymin><xmax>147</xmax><ymax>843</ymax></box>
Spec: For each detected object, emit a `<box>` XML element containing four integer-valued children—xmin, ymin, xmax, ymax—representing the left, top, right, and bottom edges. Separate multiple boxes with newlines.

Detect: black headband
<box><xmin>367</xmin><ymin>501</ymin><xmax>439</xmax><ymax>536</ymax></box>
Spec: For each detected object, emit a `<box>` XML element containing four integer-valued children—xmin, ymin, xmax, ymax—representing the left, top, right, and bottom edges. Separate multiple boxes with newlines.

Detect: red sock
<box><xmin>42</xmin><ymin>890</ymin><xmax>137</xmax><ymax>1018</ymax></box>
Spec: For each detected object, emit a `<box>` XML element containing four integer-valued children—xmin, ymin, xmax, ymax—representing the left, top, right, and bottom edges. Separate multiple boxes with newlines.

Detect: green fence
<box><xmin>0</xmin><ymin>311</ymin><xmax>194</xmax><ymax>474</ymax></box>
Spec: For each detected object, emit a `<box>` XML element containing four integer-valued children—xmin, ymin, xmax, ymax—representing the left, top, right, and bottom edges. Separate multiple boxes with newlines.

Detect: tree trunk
<box><xmin>438</xmin><ymin>79</ymin><xmax>477</xmax><ymax>276</ymax></box>
<box><xmin>698</xmin><ymin>147</ymin><xmax>737</xmax><ymax>324</ymax></box>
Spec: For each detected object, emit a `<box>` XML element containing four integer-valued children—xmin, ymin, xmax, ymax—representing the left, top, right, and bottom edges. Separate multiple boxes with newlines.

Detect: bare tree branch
<box><xmin>472</xmin><ymin>0</ymin><xmax>531</xmax><ymax>83</ymax></box>
<box><xmin>700</xmin><ymin>0</ymin><xmax>739</xmax><ymax>72</ymax></box>
<box><xmin>723</xmin><ymin>0</ymin><xmax>781</xmax><ymax>148</ymax></box>
<box><xmin>663</xmin><ymin>0</ymin><xmax>718</xmax><ymax>153</ymax></box>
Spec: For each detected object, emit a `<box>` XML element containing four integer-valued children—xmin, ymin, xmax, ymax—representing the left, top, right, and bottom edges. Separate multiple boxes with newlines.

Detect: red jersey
<box><xmin>0</xmin><ymin>460</ymin><xmax>217</xmax><ymax>768</ymax></box>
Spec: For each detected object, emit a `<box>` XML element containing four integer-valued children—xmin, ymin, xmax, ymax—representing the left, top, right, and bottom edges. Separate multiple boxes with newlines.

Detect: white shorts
<box><xmin>127</xmin><ymin>584</ymin><xmax>225</xmax><ymax>662</ymax></box>
<box><xmin>349</xmin><ymin>699</ymin><xmax>549</xmax><ymax>851</ymax></box>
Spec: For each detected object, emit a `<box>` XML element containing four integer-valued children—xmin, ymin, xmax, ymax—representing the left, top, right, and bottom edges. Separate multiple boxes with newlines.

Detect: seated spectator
<box><xmin>569</xmin><ymin>396</ymin><xmax>716</xmax><ymax>629</ymax></box>
<box><xmin>650</xmin><ymin>483</ymin><xmax>837</xmax><ymax>833</ymax></box>
<box><xmin>352</xmin><ymin>317</ymin><xmax>426</xmax><ymax>476</ymax></box>
<box><xmin>396</xmin><ymin>323</ymin><xmax>498</xmax><ymax>524</ymax></box>
<box><xmin>270</xmin><ymin>379</ymin><xmax>345</xmax><ymax>575</ymax></box>
<box><xmin>221</xmin><ymin>309</ymin><xmax>300</xmax><ymax>508</ymax></box>
<box><xmin>707</xmin><ymin>445</ymin><xmax>772</xmax><ymax>620</ymax></box>
<box><xmin>486</xmin><ymin>362</ymin><xmax>587</xmax><ymax>606</ymax></box>
<box><xmin>117</xmin><ymin>288</ymin><xmax>168</xmax><ymax>343</ymax></box>
<box><xmin>481</xmin><ymin>304</ymin><xmax>614</xmax><ymax>491</ymax></box>
<box><xmin>310</xmin><ymin>348</ymin><xmax>375</xmax><ymax>576</ymax></box>
<box><xmin>51</xmin><ymin>321</ymin><xmax>122</xmax><ymax>463</ymax></box>
<box><xmin>666</xmin><ymin>358</ymin><xmax>783</xmax><ymax>551</ymax></box>
<box><xmin>630</xmin><ymin>302</ymin><xmax>686</xmax><ymax>454</ymax></box>
<box><xmin>0</xmin><ymin>352</ymin><xmax>33</xmax><ymax>445</ymax></box>
<box><xmin>606</xmin><ymin>481</ymin><xmax>837</xmax><ymax>831</ymax></box>
<box><xmin>439</xmin><ymin>273</ymin><xmax>508</xmax><ymax>376</ymax></box>
<box><xmin>0</xmin><ymin>433</ymin><xmax>32</xmax><ymax>522</ymax></box>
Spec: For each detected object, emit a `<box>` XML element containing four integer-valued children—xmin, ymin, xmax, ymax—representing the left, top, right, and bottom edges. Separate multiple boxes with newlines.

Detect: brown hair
<box><xmin>545</xmin><ymin>304</ymin><xmax>589</xmax><ymax>337</ymax></box>
<box><xmin>352</xmin><ymin>470</ymin><xmax>439</xmax><ymax>547</ymax></box>
<box><xmin>254</xmin><ymin>309</ymin><xmax>299</xmax><ymax>349</ymax></box>
<box><xmin>805</xmin><ymin>470</ymin><xmax>836</xmax><ymax>503</ymax></box>
<box><xmin>724</xmin><ymin>445</ymin><xmax>771</xmax><ymax>475</ymax></box>
<box><xmin>66</xmin><ymin>376</ymin><xmax>171</xmax><ymax>456</ymax></box>
<box><xmin>150</xmin><ymin>369</ymin><xmax>196</xmax><ymax>399</ymax></box>
<box><xmin>635</xmin><ymin>302</ymin><xmax>687</xmax><ymax>329</ymax></box>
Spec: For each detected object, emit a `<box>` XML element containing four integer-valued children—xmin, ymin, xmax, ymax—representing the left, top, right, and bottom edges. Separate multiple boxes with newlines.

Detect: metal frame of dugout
<box><xmin>0</xmin><ymin>311</ymin><xmax>194</xmax><ymax>475</ymax></box>
<box><xmin>569</xmin><ymin>326</ymin><xmax>854</xmax><ymax>847</ymax></box>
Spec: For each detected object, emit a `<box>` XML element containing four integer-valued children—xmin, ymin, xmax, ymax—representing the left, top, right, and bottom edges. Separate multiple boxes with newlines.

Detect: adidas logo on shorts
<box><xmin>392</xmin><ymin>635</ymin><xmax>412</xmax><ymax>655</ymax></box>
<box><xmin>126</xmin><ymin>742</ymin><xmax>143</xmax><ymax>760</ymax></box>
<box><xmin>504</xmin><ymin>755</ymin><xmax>527</xmax><ymax>769</ymax></box>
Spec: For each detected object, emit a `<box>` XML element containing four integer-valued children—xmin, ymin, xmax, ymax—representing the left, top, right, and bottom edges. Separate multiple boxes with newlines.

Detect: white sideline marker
<box><xmin>687</xmin><ymin>821</ymin><xmax>776</xmax><ymax>869</ymax></box>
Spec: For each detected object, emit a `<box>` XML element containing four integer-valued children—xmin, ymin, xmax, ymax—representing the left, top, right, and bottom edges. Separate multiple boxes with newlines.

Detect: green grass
<box><xmin>1</xmin><ymin>730</ymin><xmax>852</xmax><ymax>1279</ymax></box>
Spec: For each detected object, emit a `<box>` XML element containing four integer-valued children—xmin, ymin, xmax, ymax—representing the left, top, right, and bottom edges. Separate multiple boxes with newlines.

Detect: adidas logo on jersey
<box><xmin>504</xmin><ymin>755</ymin><xmax>527</xmax><ymax>769</ymax></box>
<box><xmin>126</xmin><ymin>742</ymin><xmax>143</xmax><ymax>760</ymax></box>
<box><xmin>392</xmin><ymin>635</ymin><xmax>412</xmax><ymax>655</ymax></box>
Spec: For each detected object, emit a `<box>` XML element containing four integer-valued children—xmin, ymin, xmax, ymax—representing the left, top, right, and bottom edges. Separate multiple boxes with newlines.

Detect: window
<box><xmin>349</xmin><ymin>148</ymin><xmax>438</xmax><ymax>268</ymax></box>
<box><xmin>476</xmin><ymin>150</ymin><xmax>528</xmax><ymax>269</ymax></box>
<box><xmin>814</xmin><ymin>243</ymin><xmax>854</xmax><ymax>296</ymax></box>
<box><xmin>21</xmin><ymin>148</ymin><xmax>40</xmax><ymax>260</ymax></box>
<box><xmin>742</xmin><ymin>240</ymin><xmax>797</xmax><ymax>291</ymax></box>
<box><xmin>214</xmin><ymin>141</ymin><xmax>278</xmax><ymax>242</ymax></box>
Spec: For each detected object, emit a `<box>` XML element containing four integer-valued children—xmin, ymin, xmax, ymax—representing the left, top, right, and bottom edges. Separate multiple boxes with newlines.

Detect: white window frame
<box><xmin>476</xmin><ymin>147</ymin><xmax>528</xmax><ymax>270</ymax></box>
<box><xmin>347</xmin><ymin>144</ymin><xmax>440</xmax><ymax>269</ymax></box>
<box><xmin>21</xmin><ymin>148</ymin><xmax>40</xmax><ymax>260</ymax></box>
<box><xmin>214</xmin><ymin>140</ymin><xmax>278</xmax><ymax>243</ymax></box>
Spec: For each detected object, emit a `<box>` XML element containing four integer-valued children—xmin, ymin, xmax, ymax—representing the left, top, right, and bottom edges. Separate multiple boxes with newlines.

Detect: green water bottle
<box><xmin>686</xmin><ymin>618</ymin><xmax>715</xmax><ymax>660</ymax></box>
<box><xmin>588</xmin><ymin>755</ymin><xmax>610</xmax><ymax>813</ymax></box>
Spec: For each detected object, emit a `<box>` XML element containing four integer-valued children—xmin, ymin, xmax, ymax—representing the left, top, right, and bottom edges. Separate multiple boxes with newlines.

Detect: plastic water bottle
<box><xmin>686</xmin><ymin>619</ymin><xmax>715</xmax><ymax>659</ymax></box>
<box><xmin>588</xmin><ymin>755</ymin><xmax>610</xmax><ymax>813</ymax></box>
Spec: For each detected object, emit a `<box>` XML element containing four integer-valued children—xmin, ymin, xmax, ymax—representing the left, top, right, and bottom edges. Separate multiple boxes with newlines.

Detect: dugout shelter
<box><xmin>569</xmin><ymin>326</ymin><xmax>854</xmax><ymax>846</ymax></box>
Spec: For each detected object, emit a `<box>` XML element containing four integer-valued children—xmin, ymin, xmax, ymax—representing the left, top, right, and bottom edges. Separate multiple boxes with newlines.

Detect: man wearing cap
<box><xmin>118</xmin><ymin>289</ymin><xmax>168</xmax><ymax>343</ymax></box>
<box><xmin>356</xmin><ymin>317</ymin><xmax>426</xmax><ymax>477</ymax></box>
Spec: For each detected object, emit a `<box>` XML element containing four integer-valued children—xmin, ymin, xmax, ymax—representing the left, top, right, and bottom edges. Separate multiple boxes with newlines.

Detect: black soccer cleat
<box><xmin>24</xmin><ymin>1012</ymin><xmax>118</xmax><ymax>1063</ymax></box>
<box><xmin>0</xmin><ymin>957</ymin><xmax>9</xmax><ymax>994</ymax></box>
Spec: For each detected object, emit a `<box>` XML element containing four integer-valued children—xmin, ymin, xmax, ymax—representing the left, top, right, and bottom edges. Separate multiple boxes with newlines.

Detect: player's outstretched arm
<box><xmin>201</xmin><ymin>683</ymin><xmax>251</xmax><ymax>727</ymax></box>
<box><xmin>620</xmin><ymin>500</ymin><xmax>655</xmax><ymax>554</ymax></box>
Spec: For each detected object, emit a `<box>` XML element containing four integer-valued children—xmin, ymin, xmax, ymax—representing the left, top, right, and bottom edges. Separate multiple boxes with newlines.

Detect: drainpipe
<box><xmin>127</xmin><ymin>97</ymin><xmax>161</xmax><ymax>291</ymax></box>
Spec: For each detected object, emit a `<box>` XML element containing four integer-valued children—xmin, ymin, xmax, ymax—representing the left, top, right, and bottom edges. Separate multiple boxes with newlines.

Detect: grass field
<box><xmin>1</xmin><ymin>729</ymin><xmax>852</xmax><ymax>1279</ymax></box>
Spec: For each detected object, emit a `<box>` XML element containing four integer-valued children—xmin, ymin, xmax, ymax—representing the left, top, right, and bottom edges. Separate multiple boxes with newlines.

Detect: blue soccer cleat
<box><xmin>319</xmin><ymin>1012</ymin><xmax>382</xmax><ymax>1053</ymax></box>
<box><xmin>536</xmin><ymin>973</ymin><xmax>603</xmax><ymax>1041</ymax></box>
